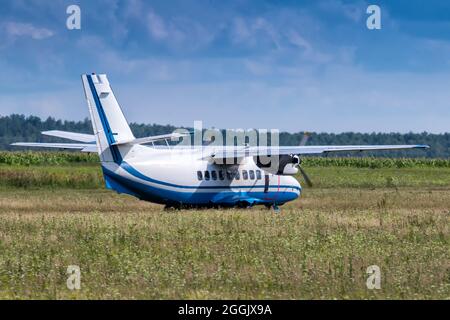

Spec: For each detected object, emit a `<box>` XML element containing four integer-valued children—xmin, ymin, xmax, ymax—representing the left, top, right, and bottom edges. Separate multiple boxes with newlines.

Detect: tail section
<box><xmin>81</xmin><ymin>74</ymin><xmax>135</xmax><ymax>163</ymax></box>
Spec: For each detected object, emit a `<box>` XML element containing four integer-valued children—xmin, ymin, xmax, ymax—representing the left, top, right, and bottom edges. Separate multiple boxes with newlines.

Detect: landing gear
<box><xmin>237</xmin><ymin>201</ymin><xmax>253</xmax><ymax>209</ymax></box>
<box><xmin>164</xmin><ymin>202</ymin><xmax>183</xmax><ymax>210</ymax></box>
<box><xmin>265</xmin><ymin>203</ymin><xmax>281</xmax><ymax>213</ymax></box>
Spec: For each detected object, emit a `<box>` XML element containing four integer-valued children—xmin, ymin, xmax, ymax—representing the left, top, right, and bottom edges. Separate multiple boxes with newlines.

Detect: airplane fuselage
<box><xmin>101</xmin><ymin>146</ymin><xmax>301</xmax><ymax>207</ymax></box>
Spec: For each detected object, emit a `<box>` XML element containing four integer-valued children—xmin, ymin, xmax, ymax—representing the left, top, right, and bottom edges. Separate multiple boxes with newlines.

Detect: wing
<box><xmin>11</xmin><ymin>142</ymin><xmax>97</xmax><ymax>152</ymax></box>
<box><xmin>112</xmin><ymin>132</ymin><xmax>191</xmax><ymax>146</ymax></box>
<box><xmin>42</xmin><ymin>130</ymin><xmax>96</xmax><ymax>143</ymax></box>
<box><xmin>203</xmin><ymin>144</ymin><xmax>430</xmax><ymax>161</ymax></box>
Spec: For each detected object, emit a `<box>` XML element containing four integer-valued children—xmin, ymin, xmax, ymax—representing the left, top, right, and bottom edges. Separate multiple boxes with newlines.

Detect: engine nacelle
<box><xmin>255</xmin><ymin>155</ymin><xmax>300</xmax><ymax>175</ymax></box>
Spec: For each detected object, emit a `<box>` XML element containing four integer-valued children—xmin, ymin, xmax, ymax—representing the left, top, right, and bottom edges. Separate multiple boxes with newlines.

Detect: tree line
<box><xmin>0</xmin><ymin>114</ymin><xmax>448</xmax><ymax>158</ymax></box>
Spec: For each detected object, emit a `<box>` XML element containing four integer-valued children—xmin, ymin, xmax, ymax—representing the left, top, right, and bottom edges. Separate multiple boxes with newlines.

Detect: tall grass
<box><xmin>1</xmin><ymin>151</ymin><xmax>449</xmax><ymax>168</ymax></box>
<box><xmin>0</xmin><ymin>189</ymin><xmax>448</xmax><ymax>299</ymax></box>
<box><xmin>0</xmin><ymin>166</ymin><xmax>103</xmax><ymax>189</ymax></box>
<box><xmin>0</xmin><ymin>151</ymin><xmax>98</xmax><ymax>166</ymax></box>
<box><xmin>1</xmin><ymin>164</ymin><xmax>450</xmax><ymax>189</ymax></box>
<box><xmin>302</xmin><ymin>157</ymin><xmax>450</xmax><ymax>168</ymax></box>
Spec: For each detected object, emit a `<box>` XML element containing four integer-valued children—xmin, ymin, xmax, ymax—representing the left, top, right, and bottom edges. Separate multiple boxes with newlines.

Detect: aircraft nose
<box><xmin>288</xmin><ymin>176</ymin><xmax>301</xmax><ymax>198</ymax></box>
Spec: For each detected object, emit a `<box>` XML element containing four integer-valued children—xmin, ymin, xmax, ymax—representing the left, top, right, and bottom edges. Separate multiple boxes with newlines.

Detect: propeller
<box><xmin>290</xmin><ymin>155</ymin><xmax>313</xmax><ymax>187</ymax></box>
<box><xmin>297</xmin><ymin>132</ymin><xmax>313</xmax><ymax>187</ymax></box>
<box><xmin>298</xmin><ymin>164</ymin><xmax>313</xmax><ymax>187</ymax></box>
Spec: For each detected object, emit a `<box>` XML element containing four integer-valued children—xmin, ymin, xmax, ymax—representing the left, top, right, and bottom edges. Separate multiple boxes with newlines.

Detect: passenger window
<box><xmin>234</xmin><ymin>171</ymin><xmax>240</xmax><ymax>180</ymax></box>
<box><xmin>242</xmin><ymin>170</ymin><xmax>248</xmax><ymax>180</ymax></box>
<box><xmin>197</xmin><ymin>171</ymin><xmax>203</xmax><ymax>180</ymax></box>
<box><xmin>219</xmin><ymin>170</ymin><xmax>224</xmax><ymax>180</ymax></box>
<box><xmin>204</xmin><ymin>171</ymin><xmax>210</xmax><ymax>180</ymax></box>
<box><xmin>256</xmin><ymin>170</ymin><xmax>262</xmax><ymax>180</ymax></box>
<box><xmin>226</xmin><ymin>171</ymin><xmax>233</xmax><ymax>180</ymax></box>
<box><xmin>249</xmin><ymin>170</ymin><xmax>255</xmax><ymax>180</ymax></box>
<box><xmin>211</xmin><ymin>170</ymin><xmax>217</xmax><ymax>180</ymax></box>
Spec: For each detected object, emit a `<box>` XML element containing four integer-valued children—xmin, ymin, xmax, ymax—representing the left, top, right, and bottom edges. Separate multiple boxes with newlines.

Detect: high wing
<box><xmin>203</xmin><ymin>144</ymin><xmax>430</xmax><ymax>161</ymax></box>
<box><xmin>11</xmin><ymin>142</ymin><xmax>97</xmax><ymax>152</ymax></box>
<box><xmin>111</xmin><ymin>132</ymin><xmax>191</xmax><ymax>146</ymax></box>
<box><xmin>12</xmin><ymin>128</ymin><xmax>429</xmax><ymax>157</ymax></box>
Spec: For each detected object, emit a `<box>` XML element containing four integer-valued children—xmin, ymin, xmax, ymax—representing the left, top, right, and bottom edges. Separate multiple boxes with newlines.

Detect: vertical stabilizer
<box><xmin>81</xmin><ymin>74</ymin><xmax>135</xmax><ymax>163</ymax></box>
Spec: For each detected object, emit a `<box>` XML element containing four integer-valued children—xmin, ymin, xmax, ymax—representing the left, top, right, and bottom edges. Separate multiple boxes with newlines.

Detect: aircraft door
<box><xmin>264</xmin><ymin>174</ymin><xmax>269</xmax><ymax>193</ymax></box>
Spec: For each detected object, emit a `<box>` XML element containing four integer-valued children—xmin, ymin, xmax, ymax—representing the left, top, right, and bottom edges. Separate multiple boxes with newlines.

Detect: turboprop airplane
<box><xmin>12</xmin><ymin>74</ymin><xmax>429</xmax><ymax>210</ymax></box>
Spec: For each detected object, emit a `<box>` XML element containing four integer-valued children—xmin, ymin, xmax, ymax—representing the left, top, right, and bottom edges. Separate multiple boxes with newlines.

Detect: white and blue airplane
<box><xmin>13</xmin><ymin>74</ymin><xmax>429</xmax><ymax>210</ymax></box>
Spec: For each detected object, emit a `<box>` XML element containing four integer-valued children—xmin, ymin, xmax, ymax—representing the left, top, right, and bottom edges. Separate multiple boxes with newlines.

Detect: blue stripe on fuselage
<box><xmin>102</xmin><ymin>166</ymin><xmax>299</xmax><ymax>205</ymax></box>
<box><xmin>119</xmin><ymin>161</ymin><xmax>301</xmax><ymax>190</ymax></box>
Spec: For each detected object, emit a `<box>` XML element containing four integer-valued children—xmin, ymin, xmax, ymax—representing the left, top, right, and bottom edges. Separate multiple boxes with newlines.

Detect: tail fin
<box><xmin>81</xmin><ymin>74</ymin><xmax>135</xmax><ymax>163</ymax></box>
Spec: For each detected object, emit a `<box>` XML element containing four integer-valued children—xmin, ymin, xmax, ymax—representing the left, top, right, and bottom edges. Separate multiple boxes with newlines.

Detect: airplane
<box><xmin>12</xmin><ymin>74</ymin><xmax>430</xmax><ymax>211</ymax></box>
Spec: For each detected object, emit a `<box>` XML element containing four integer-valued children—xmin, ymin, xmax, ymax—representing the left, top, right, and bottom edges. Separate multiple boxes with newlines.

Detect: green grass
<box><xmin>0</xmin><ymin>164</ymin><xmax>103</xmax><ymax>189</ymax></box>
<box><xmin>302</xmin><ymin>157</ymin><xmax>450</xmax><ymax>168</ymax></box>
<box><xmin>0</xmin><ymin>151</ymin><xmax>99</xmax><ymax>166</ymax></box>
<box><xmin>1</xmin><ymin>151</ymin><xmax>449</xmax><ymax>167</ymax></box>
<box><xmin>306</xmin><ymin>167</ymin><xmax>450</xmax><ymax>188</ymax></box>
<box><xmin>1</xmin><ymin>163</ymin><xmax>450</xmax><ymax>189</ymax></box>
<box><xmin>0</xmin><ymin>154</ymin><xmax>449</xmax><ymax>299</ymax></box>
<box><xmin>0</xmin><ymin>188</ymin><xmax>448</xmax><ymax>299</ymax></box>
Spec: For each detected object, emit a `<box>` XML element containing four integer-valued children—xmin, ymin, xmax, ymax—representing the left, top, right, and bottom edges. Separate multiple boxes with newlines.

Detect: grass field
<box><xmin>0</xmin><ymin>155</ymin><xmax>449</xmax><ymax>299</ymax></box>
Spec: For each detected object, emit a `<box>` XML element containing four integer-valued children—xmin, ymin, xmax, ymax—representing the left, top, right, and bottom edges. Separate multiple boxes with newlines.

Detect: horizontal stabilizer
<box><xmin>42</xmin><ymin>130</ymin><xmax>96</xmax><ymax>143</ymax></box>
<box><xmin>11</xmin><ymin>142</ymin><xmax>97</xmax><ymax>153</ymax></box>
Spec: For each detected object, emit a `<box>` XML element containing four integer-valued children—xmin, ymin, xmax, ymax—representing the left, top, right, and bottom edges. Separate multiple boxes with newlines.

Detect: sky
<box><xmin>0</xmin><ymin>0</ymin><xmax>449</xmax><ymax>133</ymax></box>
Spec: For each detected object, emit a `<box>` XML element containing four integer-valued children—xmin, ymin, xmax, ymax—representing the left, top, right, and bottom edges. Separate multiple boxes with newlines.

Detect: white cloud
<box><xmin>144</xmin><ymin>8</ymin><xmax>217</xmax><ymax>51</ymax></box>
<box><xmin>286</xmin><ymin>30</ymin><xmax>312</xmax><ymax>52</ymax></box>
<box><xmin>231</xmin><ymin>17</ymin><xmax>281</xmax><ymax>49</ymax></box>
<box><xmin>147</xmin><ymin>10</ymin><xmax>169</xmax><ymax>40</ymax></box>
<box><xmin>318</xmin><ymin>0</ymin><xmax>366</xmax><ymax>23</ymax></box>
<box><xmin>3</xmin><ymin>22</ymin><xmax>54</xmax><ymax>40</ymax></box>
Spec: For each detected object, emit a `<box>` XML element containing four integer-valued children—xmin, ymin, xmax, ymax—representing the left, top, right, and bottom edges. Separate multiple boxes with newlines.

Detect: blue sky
<box><xmin>0</xmin><ymin>0</ymin><xmax>449</xmax><ymax>133</ymax></box>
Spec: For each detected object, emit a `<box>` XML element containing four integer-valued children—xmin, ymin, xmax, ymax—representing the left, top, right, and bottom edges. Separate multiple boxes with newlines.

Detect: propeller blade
<box><xmin>298</xmin><ymin>165</ymin><xmax>313</xmax><ymax>187</ymax></box>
